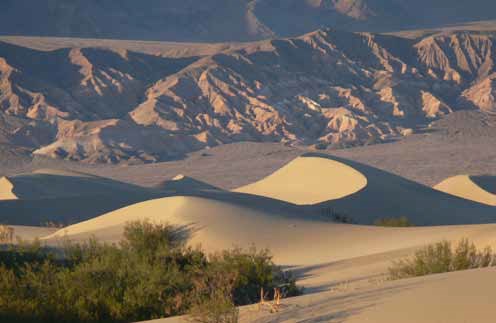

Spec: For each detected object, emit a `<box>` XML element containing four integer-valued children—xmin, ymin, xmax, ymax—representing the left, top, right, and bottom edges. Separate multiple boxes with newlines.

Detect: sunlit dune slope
<box><xmin>229</xmin><ymin>267</ymin><xmax>496</xmax><ymax>323</ymax></box>
<box><xmin>235</xmin><ymin>156</ymin><xmax>367</xmax><ymax>204</ymax></box>
<box><xmin>0</xmin><ymin>168</ymin><xmax>299</xmax><ymax>226</ymax></box>
<box><xmin>44</xmin><ymin>195</ymin><xmax>496</xmax><ymax>268</ymax></box>
<box><xmin>435</xmin><ymin>175</ymin><xmax>496</xmax><ymax>206</ymax></box>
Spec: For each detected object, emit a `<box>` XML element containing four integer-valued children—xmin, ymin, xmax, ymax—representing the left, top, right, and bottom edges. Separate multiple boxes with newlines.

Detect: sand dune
<box><xmin>0</xmin><ymin>167</ymin><xmax>298</xmax><ymax>226</ymax></box>
<box><xmin>5</xmin><ymin>153</ymin><xmax>496</xmax><ymax>227</ymax></box>
<box><xmin>154</xmin><ymin>174</ymin><xmax>221</xmax><ymax>192</ymax></box>
<box><xmin>0</xmin><ymin>169</ymin><xmax>167</xmax><ymax>226</ymax></box>
<box><xmin>435</xmin><ymin>175</ymin><xmax>496</xmax><ymax>206</ymax></box>
<box><xmin>0</xmin><ymin>169</ymin><xmax>151</xmax><ymax>200</ymax></box>
<box><xmin>235</xmin><ymin>156</ymin><xmax>367</xmax><ymax>205</ymax></box>
<box><xmin>63</xmin><ymin>193</ymin><xmax>496</xmax><ymax>323</ymax></box>
<box><xmin>238</xmin><ymin>153</ymin><xmax>496</xmax><ymax>225</ymax></box>
<box><xmin>27</xmin><ymin>153</ymin><xmax>496</xmax><ymax>323</ymax></box>
<box><xmin>0</xmin><ymin>176</ymin><xmax>17</xmax><ymax>200</ymax></box>
<box><xmin>44</xmin><ymin>195</ymin><xmax>496</xmax><ymax>280</ymax></box>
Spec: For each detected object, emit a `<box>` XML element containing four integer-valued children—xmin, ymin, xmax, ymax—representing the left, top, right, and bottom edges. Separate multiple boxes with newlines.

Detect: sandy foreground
<box><xmin>252</xmin><ymin>267</ymin><xmax>496</xmax><ymax>323</ymax></box>
<box><xmin>4</xmin><ymin>153</ymin><xmax>496</xmax><ymax>322</ymax></box>
<box><xmin>142</xmin><ymin>267</ymin><xmax>496</xmax><ymax>323</ymax></box>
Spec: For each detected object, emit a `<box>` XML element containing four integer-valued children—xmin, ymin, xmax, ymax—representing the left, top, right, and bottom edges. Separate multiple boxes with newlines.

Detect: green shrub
<box><xmin>374</xmin><ymin>216</ymin><xmax>413</xmax><ymax>227</ymax></box>
<box><xmin>188</xmin><ymin>265</ymin><xmax>239</xmax><ymax>323</ymax></box>
<box><xmin>389</xmin><ymin>239</ymin><xmax>496</xmax><ymax>280</ymax></box>
<box><xmin>0</xmin><ymin>221</ymin><xmax>301</xmax><ymax>323</ymax></box>
<box><xmin>211</xmin><ymin>247</ymin><xmax>302</xmax><ymax>305</ymax></box>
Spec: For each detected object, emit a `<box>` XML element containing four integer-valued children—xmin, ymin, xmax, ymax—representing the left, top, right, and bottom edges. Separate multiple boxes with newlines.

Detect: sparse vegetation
<box><xmin>43</xmin><ymin>221</ymin><xmax>66</xmax><ymax>229</ymax></box>
<box><xmin>0</xmin><ymin>225</ymin><xmax>14</xmax><ymax>244</ymax></box>
<box><xmin>0</xmin><ymin>220</ymin><xmax>301</xmax><ymax>323</ymax></box>
<box><xmin>389</xmin><ymin>239</ymin><xmax>496</xmax><ymax>280</ymax></box>
<box><xmin>320</xmin><ymin>207</ymin><xmax>355</xmax><ymax>224</ymax></box>
<box><xmin>374</xmin><ymin>216</ymin><xmax>413</xmax><ymax>227</ymax></box>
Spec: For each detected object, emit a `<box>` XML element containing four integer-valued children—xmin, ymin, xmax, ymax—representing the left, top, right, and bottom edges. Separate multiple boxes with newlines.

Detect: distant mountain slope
<box><xmin>1</xmin><ymin>30</ymin><xmax>496</xmax><ymax>163</ymax></box>
<box><xmin>1</xmin><ymin>0</ymin><xmax>496</xmax><ymax>42</ymax></box>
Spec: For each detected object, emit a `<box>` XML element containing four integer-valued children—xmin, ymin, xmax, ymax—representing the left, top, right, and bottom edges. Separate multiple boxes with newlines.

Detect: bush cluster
<box><xmin>389</xmin><ymin>239</ymin><xmax>496</xmax><ymax>280</ymax></box>
<box><xmin>0</xmin><ymin>221</ymin><xmax>302</xmax><ymax>323</ymax></box>
<box><xmin>374</xmin><ymin>216</ymin><xmax>413</xmax><ymax>227</ymax></box>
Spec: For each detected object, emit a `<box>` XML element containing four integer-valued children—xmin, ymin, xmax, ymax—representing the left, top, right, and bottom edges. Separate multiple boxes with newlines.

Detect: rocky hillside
<box><xmin>1</xmin><ymin>30</ymin><xmax>496</xmax><ymax>163</ymax></box>
<box><xmin>1</xmin><ymin>0</ymin><xmax>496</xmax><ymax>42</ymax></box>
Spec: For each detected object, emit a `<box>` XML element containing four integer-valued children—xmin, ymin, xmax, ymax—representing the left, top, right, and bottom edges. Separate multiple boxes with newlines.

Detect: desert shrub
<box><xmin>374</xmin><ymin>216</ymin><xmax>413</xmax><ymax>227</ymax></box>
<box><xmin>211</xmin><ymin>247</ymin><xmax>302</xmax><ymax>305</ymax></box>
<box><xmin>389</xmin><ymin>239</ymin><xmax>496</xmax><ymax>280</ymax></box>
<box><xmin>0</xmin><ymin>221</ymin><xmax>300</xmax><ymax>323</ymax></box>
<box><xmin>0</xmin><ymin>225</ymin><xmax>14</xmax><ymax>243</ymax></box>
<box><xmin>320</xmin><ymin>207</ymin><xmax>354</xmax><ymax>224</ymax></box>
<box><xmin>189</xmin><ymin>290</ymin><xmax>239</xmax><ymax>323</ymax></box>
<box><xmin>188</xmin><ymin>265</ymin><xmax>239</xmax><ymax>323</ymax></box>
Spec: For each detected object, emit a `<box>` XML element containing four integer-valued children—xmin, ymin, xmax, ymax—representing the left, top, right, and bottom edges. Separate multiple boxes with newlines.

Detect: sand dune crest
<box><xmin>435</xmin><ymin>175</ymin><xmax>496</xmax><ymax>206</ymax></box>
<box><xmin>235</xmin><ymin>155</ymin><xmax>368</xmax><ymax>205</ymax></box>
<box><xmin>0</xmin><ymin>176</ymin><xmax>18</xmax><ymax>200</ymax></box>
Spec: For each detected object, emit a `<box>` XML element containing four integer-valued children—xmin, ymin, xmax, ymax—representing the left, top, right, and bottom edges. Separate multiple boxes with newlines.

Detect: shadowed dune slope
<box><xmin>238</xmin><ymin>153</ymin><xmax>496</xmax><ymax>225</ymax></box>
<box><xmin>3</xmin><ymin>154</ymin><xmax>496</xmax><ymax>227</ymax></box>
<box><xmin>0</xmin><ymin>169</ymin><xmax>152</xmax><ymax>200</ymax></box>
<box><xmin>0</xmin><ymin>169</ymin><xmax>167</xmax><ymax>225</ymax></box>
<box><xmin>0</xmin><ymin>168</ymin><xmax>301</xmax><ymax>226</ymax></box>
<box><xmin>154</xmin><ymin>174</ymin><xmax>221</xmax><ymax>192</ymax></box>
<box><xmin>435</xmin><ymin>175</ymin><xmax>496</xmax><ymax>206</ymax></box>
<box><xmin>0</xmin><ymin>193</ymin><xmax>161</xmax><ymax>227</ymax></box>
<box><xmin>472</xmin><ymin>176</ymin><xmax>496</xmax><ymax>194</ymax></box>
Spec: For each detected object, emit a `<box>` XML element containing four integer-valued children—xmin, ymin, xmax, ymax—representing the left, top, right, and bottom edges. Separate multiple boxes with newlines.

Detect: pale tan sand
<box><xmin>245</xmin><ymin>267</ymin><xmax>496</xmax><ymax>323</ymax></box>
<box><xmin>3</xmin><ymin>155</ymin><xmax>496</xmax><ymax>227</ymax></box>
<box><xmin>147</xmin><ymin>268</ymin><xmax>496</xmax><ymax>323</ymax></box>
<box><xmin>0</xmin><ymin>176</ymin><xmax>17</xmax><ymax>200</ymax></box>
<box><xmin>142</xmin><ymin>267</ymin><xmax>496</xmax><ymax>323</ymax></box>
<box><xmin>43</xmin><ymin>195</ymin><xmax>496</xmax><ymax>290</ymax></box>
<box><xmin>234</xmin><ymin>156</ymin><xmax>368</xmax><ymax>205</ymax></box>
<box><xmin>435</xmin><ymin>175</ymin><xmax>496</xmax><ymax>206</ymax></box>
<box><xmin>234</xmin><ymin>153</ymin><xmax>496</xmax><ymax>225</ymax></box>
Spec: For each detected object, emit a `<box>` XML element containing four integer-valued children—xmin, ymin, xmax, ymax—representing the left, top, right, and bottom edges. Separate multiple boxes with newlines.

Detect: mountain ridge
<box><xmin>1</xmin><ymin>29</ymin><xmax>496</xmax><ymax>163</ymax></box>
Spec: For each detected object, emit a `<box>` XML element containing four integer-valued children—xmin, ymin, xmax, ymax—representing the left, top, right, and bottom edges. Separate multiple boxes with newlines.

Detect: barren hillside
<box><xmin>2</xmin><ymin>30</ymin><xmax>496</xmax><ymax>163</ymax></box>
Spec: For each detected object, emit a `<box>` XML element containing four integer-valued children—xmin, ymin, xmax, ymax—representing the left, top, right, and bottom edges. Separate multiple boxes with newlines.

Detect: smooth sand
<box><xmin>0</xmin><ymin>176</ymin><xmax>17</xmax><ymax>200</ymax></box>
<box><xmin>148</xmin><ymin>267</ymin><xmax>496</xmax><ymax>323</ymax></box>
<box><xmin>435</xmin><ymin>175</ymin><xmax>496</xmax><ymax>206</ymax></box>
<box><xmin>235</xmin><ymin>153</ymin><xmax>496</xmax><ymax>225</ymax></box>
<box><xmin>44</xmin><ymin>195</ymin><xmax>496</xmax><ymax>291</ymax></box>
<box><xmin>235</xmin><ymin>156</ymin><xmax>368</xmax><ymax>205</ymax></box>
<box><xmin>0</xmin><ymin>169</ymin><xmax>150</xmax><ymax>200</ymax></box>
